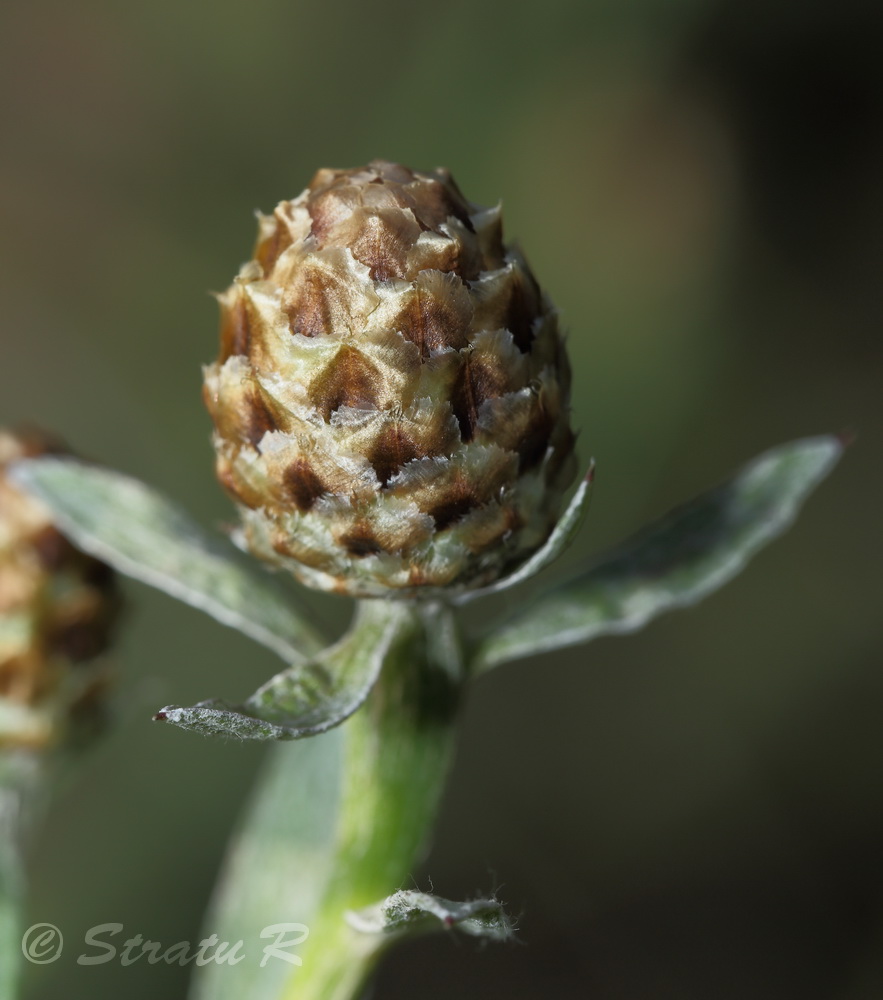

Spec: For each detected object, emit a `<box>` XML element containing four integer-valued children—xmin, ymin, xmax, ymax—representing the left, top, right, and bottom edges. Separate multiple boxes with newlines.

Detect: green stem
<box><xmin>0</xmin><ymin>753</ymin><xmax>40</xmax><ymax>1000</ymax></box>
<box><xmin>282</xmin><ymin>599</ymin><xmax>461</xmax><ymax>1000</ymax></box>
<box><xmin>188</xmin><ymin>598</ymin><xmax>463</xmax><ymax>1000</ymax></box>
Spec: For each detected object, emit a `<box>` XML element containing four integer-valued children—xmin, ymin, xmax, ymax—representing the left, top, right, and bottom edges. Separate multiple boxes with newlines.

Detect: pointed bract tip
<box><xmin>836</xmin><ymin>428</ymin><xmax>857</xmax><ymax>448</ymax></box>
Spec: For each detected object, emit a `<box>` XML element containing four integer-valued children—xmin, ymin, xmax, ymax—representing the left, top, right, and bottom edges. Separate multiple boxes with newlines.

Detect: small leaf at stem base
<box><xmin>346</xmin><ymin>889</ymin><xmax>515</xmax><ymax>942</ymax></box>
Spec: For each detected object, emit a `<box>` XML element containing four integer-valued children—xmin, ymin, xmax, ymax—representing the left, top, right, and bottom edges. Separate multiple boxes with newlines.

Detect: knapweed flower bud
<box><xmin>204</xmin><ymin>161</ymin><xmax>576</xmax><ymax>597</ymax></box>
<box><xmin>0</xmin><ymin>429</ymin><xmax>119</xmax><ymax>748</ymax></box>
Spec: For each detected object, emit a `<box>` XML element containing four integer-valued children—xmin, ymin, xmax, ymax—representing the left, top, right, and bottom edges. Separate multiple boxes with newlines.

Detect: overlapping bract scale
<box><xmin>204</xmin><ymin>161</ymin><xmax>576</xmax><ymax>596</ymax></box>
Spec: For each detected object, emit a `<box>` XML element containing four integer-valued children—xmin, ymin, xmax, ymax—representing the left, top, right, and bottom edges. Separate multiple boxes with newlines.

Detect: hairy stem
<box><xmin>281</xmin><ymin>599</ymin><xmax>461</xmax><ymax>1000</ymax></box>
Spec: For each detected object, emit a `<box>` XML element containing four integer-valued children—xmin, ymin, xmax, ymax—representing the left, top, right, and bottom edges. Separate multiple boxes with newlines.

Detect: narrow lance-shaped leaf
<box><xmin>10</xmin><ymin>458</ymin><xmax>326</xmax><ymax>665</ymax></box>
<box><xmin>189</xmin><ymin>732</ymin><xmax>345</xmax><ymax>1000</ymax></box>
<box><xmin>346</xmin><ymin>889</ymin><xmax>515</xmax><ymax>942</ymax></box>
<box><xmin>472</xmin><ymin>435</ymin><xmax>844</xmax><ymax>672</ymax></box>
<box><xmin>154</xmin><ymin>600</ymin><xmax>415</xmax><ymax>741</ymax></box>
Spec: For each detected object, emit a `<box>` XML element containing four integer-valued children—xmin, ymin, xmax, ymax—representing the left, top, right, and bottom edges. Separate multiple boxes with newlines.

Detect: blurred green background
<box><xmin>1</xmin><ymin>0</ymin><xmax>881</xmax><ymax>996</ymax></box>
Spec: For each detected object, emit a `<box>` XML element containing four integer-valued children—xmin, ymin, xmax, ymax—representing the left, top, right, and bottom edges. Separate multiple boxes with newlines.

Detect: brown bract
<box><xmin>0</xmin><ymin>429</ymin><xmax>118</xmax><ymax>746</ymax></box>
<box><xmin>204</xmin><ymin>161</ymin><xmax>576</xmax><ymax>597</ymax></box>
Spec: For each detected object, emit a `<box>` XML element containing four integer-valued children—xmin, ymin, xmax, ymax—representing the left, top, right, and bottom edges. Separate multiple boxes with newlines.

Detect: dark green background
<box><xmin>1</xmin><ymin>0</ymin><xmax>881</xmax><ymax>996</ymax></box>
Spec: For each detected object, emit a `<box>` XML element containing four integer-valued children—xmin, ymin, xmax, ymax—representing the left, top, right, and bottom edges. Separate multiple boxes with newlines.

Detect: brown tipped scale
<box><xmin>0</xmin><ymin>429</ymin><xmax>119</xmax><ymax>747</ymax></box>
<box><xmin>204</xmin><ymin>161</ymin><xmax>577</xmax><ymax>597</ymax></box>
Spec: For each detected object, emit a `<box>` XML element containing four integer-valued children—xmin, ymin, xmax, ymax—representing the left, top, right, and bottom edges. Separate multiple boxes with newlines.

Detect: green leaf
<box><xmin>346</xmin><ymin>889</ymin><xmax>514</xmax><ymax>942</ymax></box>
<box><xmin>10</xmin><ymin>458</ymin><xmax>325</xmax><ymax>664</ymax></box>
<box><xmin>456</xmin><ymin>463</ymin><xmax>595</xmax><ymax>604</ymax></box>
<box><xmin>155</xmin><ymin>601</ymin><xmax>412</xmax><ymax>741</ymax></box>
<box><xmin>189</xmin><ymin>731</ymin><xmax>345</xmax><ymax>1000</ymax></box>
<box><xmin>473</xmin><ymin>436</ymin><xmax>844</xmax><ymax>672</ymax></box>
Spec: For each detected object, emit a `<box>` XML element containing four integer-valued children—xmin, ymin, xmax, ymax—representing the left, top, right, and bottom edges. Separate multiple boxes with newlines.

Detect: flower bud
<box><xmin>204</xmin><ymin>161</ymin><xmax>576</xmax><ymax>597</ymax></box>
<box><xmin>0</xmin><ymin>429</ymin><xmax>119</xmax><ymax>748</ymax></box>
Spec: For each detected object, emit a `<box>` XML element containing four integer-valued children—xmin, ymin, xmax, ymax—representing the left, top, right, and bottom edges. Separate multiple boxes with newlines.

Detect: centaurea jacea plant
<box><xmin>11</xmin><ymin>161</ymin><xmax>844</xmax><ymax>1000</ymax></box>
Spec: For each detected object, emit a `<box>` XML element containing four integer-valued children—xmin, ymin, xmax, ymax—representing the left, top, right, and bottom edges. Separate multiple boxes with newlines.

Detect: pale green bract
<box><xmin>9</xmin><ymin>458</ymin><xmax>326</xmax><ymax>665</ymax></box>
<box><xmin>472</xmin><ymin>435</ymin><xmax>844</xmax><ymax>672</ymax></box>
<box><xmin>454</xmin><ymin>461</ymin><xmax>595</xmax><ymax>605</ymax></box>
<box><xmin>155</xmin><ymin>602</ymin><xmax>414</xmax><ymax>740</ymax></box>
